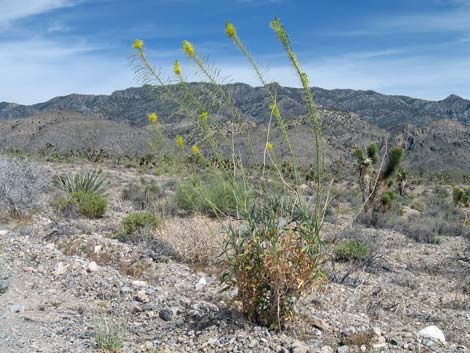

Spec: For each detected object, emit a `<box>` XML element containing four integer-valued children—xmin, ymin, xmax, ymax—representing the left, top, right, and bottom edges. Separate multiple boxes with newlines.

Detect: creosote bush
<box><xmin>175</xmin><ymin>175</ymin><xmax>240</xmax><ymax>217</ymax></box>
<box><xmin>133</xmin><ymin>17</ymin><xmax>329</xmax><ymax>330</ymax></box>
<box><xmin>121</xmin><ymin>211</ymin><xmax>159</xmax><ymax>235</ymax></box>
<box><xmin>57</xmin><ymin>191</ymin><xmax>108</xmax><ymax>219</ymax></box>
<box><xmin>335</xmin><ymin>239</ymin><xmax>369</xmax><ymax>262</ymax></box>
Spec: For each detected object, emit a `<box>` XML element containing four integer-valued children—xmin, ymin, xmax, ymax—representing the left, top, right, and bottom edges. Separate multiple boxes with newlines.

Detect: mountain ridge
<box><xmin>1</xmin><ymin>83</ymin><xmax>469</xmax><ymax>132</ymax></box>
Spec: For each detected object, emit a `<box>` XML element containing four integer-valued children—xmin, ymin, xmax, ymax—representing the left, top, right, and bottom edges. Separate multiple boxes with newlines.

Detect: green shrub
<box><xmin>121</xmin><ymin>211</ymin><xmax>159</xmax><ymax>235</ymax></box>
<box><xmin>175</xmin><ymin>176</ymin><xmax>240</xmax><ymax>217</ymax></box>
<box><xmin>93</xmin><ymin>319</ymin><xmax>124</xmax><ymax>353</ymax></box>
<box><xmin>54</xmin><ymin>170</ymin><xmax>110</xmax><ymax>195</ymax></box>
<box><xmin>410</xmin><ymin>201</ymin><xmax>425</xmax><ymax>212</ymax></box>
<box><xmin>223</xmin><ymin>196</ymin><xmax>326</xmax><ymax>331</ymax></box>
<box><xmin>335</xmin><ymin>239</ymin><xmax>369</xmax><ymax>261</ymax></box>
<box><xmin>71</xmin><ymin>192</ymin><xmax>107</xmax><ymax>219</ymax></box>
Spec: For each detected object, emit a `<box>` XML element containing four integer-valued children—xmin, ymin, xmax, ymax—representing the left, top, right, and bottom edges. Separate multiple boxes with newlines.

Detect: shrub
<box><xmin>134</xmin><ymin>18</ymin><xmax>329</xmax><ymax>331</ymax></box>
<box><xmin>121</xmin><ymin>178</ymin><xmax>161</xmax><ymax>210</ymax></box>
<box><xmin>175</xmin><ymin>176</ymin><xmax>240</xmax><ymax>217</ymax></box>
<box><xmin>335</xmin><ymin>239</ymin><xmax>370</xmax><ymax>262</ymax></box>
<box><xmin>453</xmin><ymin>187</ymin><xmax>470</xmax><ymax>207</ymax></box>
<box><xmin>93</xmin><ymin>319</ymin><xmax>124</xmax><ymax>353</ymax></box>
<box><xmin>222</xmin><ymin>197</ymin><xmax>326</xmax><ymax>330</ymax></box>
<box><xmin>121</xmin><ymin>211</ymin><xmax>159</xmax><ymax>235</ymax></box>
<box><xmin>54</xmin><ymin>170</ymin><xmax>110</xmax><ymax>195</ymax></box>
<box><xmin>0</xmin><ymin>156</ymin><xmax>48</xmax><ymax>215</ymax></box>
<box><xmin>72</xmin><ymin>192</ymin><xmax>107</xmax><ymax>219</ymax></box>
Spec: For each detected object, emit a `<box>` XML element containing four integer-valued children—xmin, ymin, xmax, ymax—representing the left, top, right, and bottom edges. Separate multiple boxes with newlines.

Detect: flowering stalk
<box><xmin>225</xmin><ymin>21</ymin><xmax>300</xmax><ymax>185</ymax></box>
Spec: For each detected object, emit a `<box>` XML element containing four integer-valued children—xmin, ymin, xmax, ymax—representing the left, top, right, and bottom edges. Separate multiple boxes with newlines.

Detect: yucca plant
<box><xmin>54</xmin><ymin>170</ymin><xmax>111</xmax><ymax>195</ymax></box>
<box><xmin>132</xmin><ymin>17</ymin><xmax>330</xmax><ymax>330</ymax></box>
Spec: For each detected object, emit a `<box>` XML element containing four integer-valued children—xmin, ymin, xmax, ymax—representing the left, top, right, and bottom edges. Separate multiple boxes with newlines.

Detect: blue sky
<box><xmin>1</xmin><ymin>0</ymin><xmax>469</xmax><ymax>104</ymax></box>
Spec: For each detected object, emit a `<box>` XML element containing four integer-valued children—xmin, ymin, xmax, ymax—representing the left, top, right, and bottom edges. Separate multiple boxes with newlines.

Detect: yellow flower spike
<box><xmin>182</xmin><ymin>40</ymin><xmax>195</xmax><ymax>58</ymax></box>
<box><xmin>148</xmin><ymin>112</ymin><xmax>158</xmax><ymax>124</ymax></box>
<box><xmin>175</xmin><ymin>135</ymin><xmax>184</xmax><ymax>148</ymax></box>
<box><xmin>200</xmin><ymin>111</ymin><xmax>208</xmax><ymax>123</ymax></box>
<box><xmin>191</xmin><ymin>145</ymin><xmax>201</xmax><ymax>155</ymax></box>
<box><xmin>225</xmin><ymin>21</ymin><xmax>237</xmax><ymax>39</ymax></box>
<box><xmin>266</xmin><ymin>142</ymin><xmax>273</xmax><ymax>151</ymax></box>
<box><xmin>133</xmin><ymin>39</ymin><xmax>144</xmax><ymax>50</ymax></box>
<box><xmin>173</xmin><ymin>60</ymin><xmax>182</xmax><ymax>76</ymax></box>
<box><xmin>269</xmin><ymin>102</ymin><xmax>281</xmax><ymax>118</ymax></box>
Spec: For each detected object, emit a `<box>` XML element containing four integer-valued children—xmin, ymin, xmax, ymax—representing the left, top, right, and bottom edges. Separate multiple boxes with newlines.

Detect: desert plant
<box><xmin>335</xmin><ymin>239</ymin><xmax>370</xmax><ymax>262</ymax></box>
<box><xmin>453</xmin><ymin>187</ymin><xmax>470</xmax><ymax>208</ymax></box>
<box><xmin>0</xmin><ymin>156</ymin><xmax>48</xmax><ymax>216</ymax></box>
<box><xmin>353</xmin><ymin>143</ymin><xmax>404</xmax><ymax>219</ymax></box>
<box><xmin>121</xmin><ymin>211</ymin><xmax>159</xmax><ymax>235</ymax></box>
<box><xmin>133</xmin><ymin>18</ymin><xmax>329</xmax><ymax>330</ymax></box>
<box><xmin>175</xmin><ymin>175</ymin><xmax>241</xmax><ymax>217</ymax></box>
<box><xmin>121</xmin><ymin>178</ymin><xmax>161</xmax><ymax>210</ymax></box>
<box><xmin>71</xmin><ymin>191</ymin><xmax>107</xmax><ymax>219</ymax></box>
<box><xmin>93</xmin><ymin>318</ymin><xmax>125</xmax><ymax>353</ymax></box>
<box><xmin>222</xmin><ymin>196</ymin><xmax>326</xmax><ymax>330</ymax></box>
<box><xmin>54</xmin><ymin>170</ymin><xmax>110</xmax><ymax>195</ymax></box>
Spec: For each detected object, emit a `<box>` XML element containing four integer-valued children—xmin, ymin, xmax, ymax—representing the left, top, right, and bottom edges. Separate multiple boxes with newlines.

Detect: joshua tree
<box><xmin>397</xmin><ymin>168</ymin><xmax>408</xmax><ymax>196</ymax></box>
<box><xmin>353</xmin><ymin>143</ymin><xmax>404</xmax><ymax>218</ymax></box>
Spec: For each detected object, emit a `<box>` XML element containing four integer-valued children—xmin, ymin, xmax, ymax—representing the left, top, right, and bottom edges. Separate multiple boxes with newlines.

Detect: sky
<box><xmin>1</xmin><ymin>0</ymin><xmax>469</xmax><ymax>104</ymax></box>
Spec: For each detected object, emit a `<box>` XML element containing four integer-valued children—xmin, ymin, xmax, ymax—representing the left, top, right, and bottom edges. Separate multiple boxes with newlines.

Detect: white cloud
<box><xmin>0</xmin><ymin>38</ymin><xmax>134</xmax><ymax>104</ymax></box>
<box><xmin>0</xmin><ymin>0</ymin><xmax>75</xmax><ymax>29</ymax></box>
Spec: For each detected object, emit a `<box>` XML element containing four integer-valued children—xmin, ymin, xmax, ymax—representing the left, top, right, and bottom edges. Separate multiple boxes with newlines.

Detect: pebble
<box><xmin>9</xmin><ymin>304</ymin><xmax>25</xmax><ymax>313</ymax></box>
<box><xmin>136</xmin><ymin>289</ymin><xmax>149</xmax><ymax>303</ymax></box>
<box><xmin>419</xmin><ymin>325</ymin><xmax>446</xmax><ymax>344</ymax></box>
<box><xmin>159</xmin><ymin>308</ymin><xmax>174</xmax><ymax>322</ymax></box>
<box><xmin>54</xmin><ymin>262</ymin><xmax>67</xmax><ymax>276</ymax></box>
<box><xmin>86</xmin><ymin>261</ymin><xmax>98</xmax><ymax>273</ymax></box>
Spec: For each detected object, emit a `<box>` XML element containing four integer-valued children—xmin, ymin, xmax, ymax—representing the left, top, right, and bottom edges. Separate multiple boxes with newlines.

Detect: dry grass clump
<box><xmin>156</xmin><ymin>216</ymin><xmax>224</xmax><ymax>265</ymax></box>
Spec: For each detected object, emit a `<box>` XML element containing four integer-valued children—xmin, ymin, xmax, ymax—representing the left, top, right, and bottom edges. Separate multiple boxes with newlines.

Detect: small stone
<box><xmin>120</xmin><ymin>286</ymin><xmax>132</xmax><ymax>296</ymax></box>
<box><xmin>45</xmin><ymin>243</ymin><xmax>55</xmax><ymax>250</ymax></box>
<box><xmin>207</xmin><ymin>338</ymin><xmax>218</xmax><ymax>346</ymax></box>
<box><xmin>321</xmin><ymin>346</ymin><xmax>334</xmax><ymax>353</ymax></box>
<box><xmin>132</xmin><ymin>280</ymin><xmax>147</xmax><ymax>287</ymax></box>
<box><xmin>418</xmin><ymin>325</ymin><xmax>446</xmax><ymax>344</ymax></box>
<box><xmin>54</xmin><ymin>262</ymin><xmax>67</xmax><ymax>276</ymax></box>
<box><xmin>143</xmin><ymin>341</ymin><xmax>153</xmax><ymax>350</ymax></box>
<box><xmin>86</xmin><ymin>261</ymin><xmax>98</xmax><ymax>273</ymax></box>
<box><xmin>159</xmin><ymin>308</ymin><xmax>174</xmax><ymax>322</ymax></box>
<box><xmin>372</xmin><ymin>327</ymin><xmax>382</xmax><ymax>337</ymax></box>
<box><xmin>290</xmin><ymin>340</ymin><xmax>309</xmax><ymax>353</ymax></box>
<box><xmin>337</xmin><ymin>346</ymin><xmax>349</xmax><ymax>353</ymax></box>
<box><xmin>0</xmin><ymin>280</ymin><xmax>9</xmax><ymax>294</ymax></box>
<box><xmin>195</xmin><ymin>277</ymin><xmax>207</xmax><ymax>290</ymax></box>
<box><xmin>0</xmin><ymin>230</ymin><xmax>8</xmax><ymax>236</ymax></box>
<box><xmin>136</xmin><ymin>290</ymin><xmax>149</xmax><ymax>303</ymax></box>
<box><xmin>9</xmin><ymin>304</ymin><xmax>25</xmax><ymax>313</ymax></box>
<box><xmin>93</xmin><ymin>245</ymin><xmax>102</xmax><ymax>254</ymax></box>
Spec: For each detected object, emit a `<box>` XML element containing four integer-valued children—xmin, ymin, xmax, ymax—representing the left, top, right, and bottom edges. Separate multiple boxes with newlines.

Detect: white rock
<box><xmin>132</xmin><ymin>280</ymin><xmax>147</xmax><ymax>287</ymax></box>
<box><xmin>87</xmin><ymin>261</ymin><xmax>99</xmax><ymax>273</ymax></box>
<box><xmin>0</xmin><ymin>230</ymin><xmax>8</xmax><ymax>236</ymax></box>
<box><xmin>45</xmin><ymin>243</ymin><xmax>55</xmax><ymax>250</ymax></box>
<box><xmin>93</xmin><ymin>245</ymin><xmax>103</xmax><ymax>254</ymax></box>
<box><xmin>418</xmin><ymin>326</ymin><xmax>446</xmax><ymax>344</ymax></box>
<box><xmin>54</xmin><ymin>262</ymin><xmax>68</xmax><ymax>276</ymax></box>
<box><xmin>195</xmin><ymin>277</ymin><xmax>207</xmax><ymax>290</ymax></box>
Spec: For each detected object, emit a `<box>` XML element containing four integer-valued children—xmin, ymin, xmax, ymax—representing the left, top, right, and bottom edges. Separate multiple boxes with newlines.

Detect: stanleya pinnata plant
<box><xmin>132</xmin><ymin>17</ymin><xmax>330</xmax><ymax>331</ymax></box>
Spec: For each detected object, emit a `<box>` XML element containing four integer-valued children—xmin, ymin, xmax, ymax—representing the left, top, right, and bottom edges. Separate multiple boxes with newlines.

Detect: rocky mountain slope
<box><xmin>1</xmin><ymin>83</ymin><xmax>469</xmax><ymax>131</ymax></box>
<box><xmin>0</xmin><ymin>83</ymin><xmax>469</xmax><ymax>177</ymax></box>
